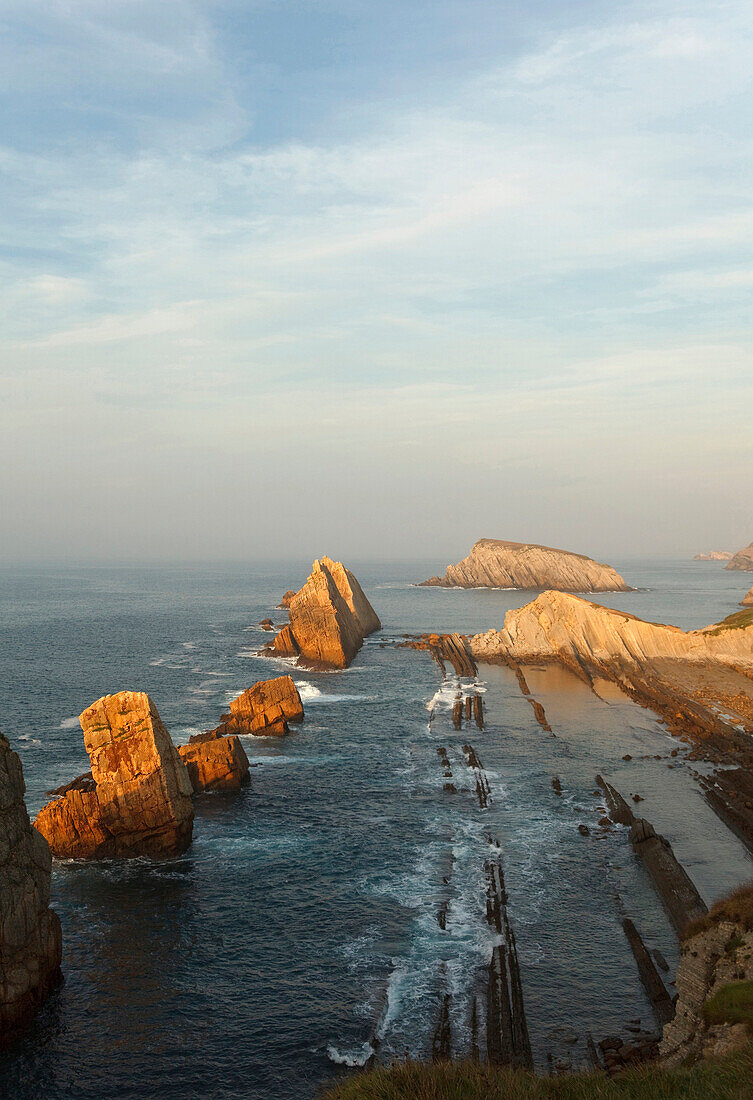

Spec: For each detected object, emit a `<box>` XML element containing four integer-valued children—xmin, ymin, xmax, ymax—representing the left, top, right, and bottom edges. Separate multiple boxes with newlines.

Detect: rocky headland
<box><xmin>270</xmin><ymin>557</ymin><xmax>380</xmax><ymax>669</ymax></box>
<box><xmin>421</xmin><ymin>539</ymin><xmax>630</xmax><ymax>592</ymax></box>
<box><xmin>34</xmin><ymin>692</ymin><xmax>194</xmax><ymax>859</ymax></box>
<box><xmin>0</xmin><ymin>732</ymin><xmax>62</xmax><ymax>1046</ymax></box>
<box><xmin>693</xmin><ymin>551</ymin><xmax>733</xmax><ymax>561</ymax></box>
<box><xmin>743</xmin><ymin>586</ymin><xmax>753</xmax><ymax>607</ymax></box>
<box><xmin>727</xmin><ymin>541</ymin><xmax>753</xmax><ymax>572</ymax></box>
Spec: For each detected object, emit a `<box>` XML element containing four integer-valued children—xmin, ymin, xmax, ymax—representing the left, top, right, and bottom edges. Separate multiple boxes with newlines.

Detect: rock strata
<box><xmin>0</xmin><ymin>732</ymin><xmax>62</xmax><ymax>1047</ymax></box>
<box><xmin>726</xmin><ymin>541</ymin><xmax>753</xmax><ymax>571</ymax></box>
<box><xmin>211</xmin><ymin>676</ymin><xmax>304</xmax><ymax>738</ymax></box>
<box><xmin>421</xmin><ymin>539</ymin><xmax>630</xmax><ymax>592</ymax></box>
<box><xmin>35</xmin><ymin>692</ymin><xmax>194</xmax><ymax>859</ymax></box>
<box><xmin>178</xmin><ymin>736</ymin><xmax>249</xmax><ymax>792</ymax></box>
<box><xmin>278</xmin><ymin>590</ymin><xmax>296</xmax><ymax>609</ymax></box>
<box><xmin>271</xmin><ymin>558</ymin><xmax>380</xmax><ymax>669</ymax></box>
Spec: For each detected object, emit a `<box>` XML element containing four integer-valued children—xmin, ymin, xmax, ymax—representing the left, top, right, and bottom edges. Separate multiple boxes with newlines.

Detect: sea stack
<box><xmin>0</xmin><ymin>732</ymin><xmax>62</xmax><ymax>1047</ymax></box>
<box><xmin>726</xmin><ymin>541</ymin><xmax>753</xmax><ymax>572</ymax></box>
<box><xmin>177</xmin><ymin>736</ymin><xmax>250</xmax><ymax>793</ymax></box>
<box><xmin>210</xmin><ymin>676</ymin><xmax>304</xmax><ymax>737</ymax></box>
<box><xmin>271</xmin><ymin>558</ymin><xmax>380</xmax><ymax>669</ymax></box>
<box><xmin>35</xmin><ymin>692</ymin><xmax>194</xmax><ymax>859</ymax></box>
<box><xmin>421</xmin><ymin>539</ymin><xmax>630</xmax><ymax>592</ymax></box>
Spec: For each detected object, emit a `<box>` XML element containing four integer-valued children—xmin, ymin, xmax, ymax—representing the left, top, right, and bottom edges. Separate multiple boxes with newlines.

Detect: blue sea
<box><xmin>0</xmin><ymin>559</ymin><xmax>750</xmax><ymax>1099</ymax></box>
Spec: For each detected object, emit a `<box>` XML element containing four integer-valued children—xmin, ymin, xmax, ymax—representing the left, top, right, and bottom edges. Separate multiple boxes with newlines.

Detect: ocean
<box><xmin>0</xmin><ymin>558</ymin><xmax>750</xmax><ymax>1098</ymax></box>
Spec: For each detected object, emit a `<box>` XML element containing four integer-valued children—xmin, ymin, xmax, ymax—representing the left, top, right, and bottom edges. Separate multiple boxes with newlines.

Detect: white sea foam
<box><xmin>58</xmin><ymin>716</ymin><xmax>80</xmax><ymax>729</ymax></box>
<box><xmin>326</xmin><ymin>1042</ymin><xmax>374</xmax><ymax>1067</ymax></box>
<box><xmin>18</xmin><ymin>735</ymin><xmax>41</xmax><ymax>744</ymax></box>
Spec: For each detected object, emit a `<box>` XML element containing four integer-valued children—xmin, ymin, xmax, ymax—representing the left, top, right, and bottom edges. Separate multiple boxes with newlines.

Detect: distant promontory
<box><xmin>420</xmin><ymin>539</ymin><xmax>631</xmax><ymax>592</ymax></box>
<box><xmin>693</xmin><ymin>551</ymin><xmax>733</xmax><ymax>561</ymax></box>
<box><xmin>726</xmin><ymin>541</ymin><xmax>753</xmax><ymax>572</ymax></box>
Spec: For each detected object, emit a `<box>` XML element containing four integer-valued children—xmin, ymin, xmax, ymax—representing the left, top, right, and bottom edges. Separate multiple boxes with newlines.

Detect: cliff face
<box><xmin>35</xmin><ymin>692</ymin><xmax>194</xmax><ymax>859</ymax></box>
<box><xmin>421</xmin><ymin>539</ymin><xmax>630</xmax><ymax>592</ymax></box>
<box><xmin>726</xmin><ymin>542</ymin><xmax>753</xmax><ymax>572</ymax></box>
<box><xmin>177</xmin><ymin>736</ymin><xmax>249</xmax><ymax>792</ymax></box>
<box><xmin>272</xmin><ymin>558</ymin><xmax>380</xmax><ymax>669</ymax></box>
<box><xmin>470</xmin><ymin>591</ymin><xmax>753</xmax><ymax>673</ymax></box>
<box><xmin>0</xmin><ymin>732</ymin><xmax>62</xmax><ymax>1047</ymax></box>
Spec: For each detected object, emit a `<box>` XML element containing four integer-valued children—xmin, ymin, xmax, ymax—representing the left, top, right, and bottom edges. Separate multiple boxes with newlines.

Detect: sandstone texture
<box><xmin>177</xmin><ymin>736</ymin><xmax>249</xmax><ymax>792</ymax></box>
<box><xmin>278</xmin><ymin>590</ymin><xmax>296</xmax><ymax>609</ymax></box>
<box><xmin>272</xmin><ymin>558</ymin><xmax>380</xmax><ymax>669</ymax></box>
<box><xmin>0</xmin><ymin>732</ymin><xmax>62</xmax><ymax>1047</ymax></box>
<box><xmin>726</xmin><ymin>541</ymin><xmax>753</xmax><ymax>572</ymax></box>
<box><xmin>661</xmin><ymin>914</ymin><xmax>753</xmax><ymax>1065</ymax></box>
<box><xmin>742</xmin><ymin>586</ymin><xmax>753</xmax><ymax>607</ymax></box>
<box><xmin>693</xmin><ymin>551</ymin><xmax>733</xmax><ymax>561</ymax></box>
<box><xmin>421</xmin><ymin>539</ymin><xmax>630</xmax><ymax>592</ymax></box>
<box><xmin>35</xmin><ymin>692</ymin><xmax>194</xmax><ymax>859</ymax></box>
<box><xmin>470</xmin><ymin>591</ymin><xmax>753</xmax><ymax>674</ymax></box>
<box><xmin>212</xmin><ymin>676</ymin><xmax>304</xmax><ymax>737</ymax></box>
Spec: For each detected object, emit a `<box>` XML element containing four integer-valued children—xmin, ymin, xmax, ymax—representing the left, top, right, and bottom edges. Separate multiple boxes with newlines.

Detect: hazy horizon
<box><xmin>1</xmin><ymin>0</ymin><xmax>752</xmax><ymax>564</ymax></box>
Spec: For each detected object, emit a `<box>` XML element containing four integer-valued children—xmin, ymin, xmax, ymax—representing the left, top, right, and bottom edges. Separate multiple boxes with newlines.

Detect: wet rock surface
<box><xmin>0</xmin><ymin>733</ymin><xmax>62</xmax><ymax>1048</ymax></box>
<box><xmin>34</xmin><ymin>692</ymin><xmax>194</xmax><ymax>859</ymax></box>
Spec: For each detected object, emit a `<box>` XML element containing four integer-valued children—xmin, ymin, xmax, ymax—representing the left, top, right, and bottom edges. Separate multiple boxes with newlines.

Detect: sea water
<box><xmin>0</xmin><ymin>559</ymin><xmax>750</xmax><ymax>1098</ymax></box>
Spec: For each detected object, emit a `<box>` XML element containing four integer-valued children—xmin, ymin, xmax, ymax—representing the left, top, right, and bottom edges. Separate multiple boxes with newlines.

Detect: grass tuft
<box><xmin>704</xmin><ymin>982</ymin><xmax>753</xmax><ymax>1033</ymax></box>
<box><xmin>684</xmin><ymin>883</ymin><xmax>753</xmax><ymax>941</ymax></box>
<box><xmin>705</xmin><ymin>608</ymin><xmax>753</xmax><ymax>635</ymax></box>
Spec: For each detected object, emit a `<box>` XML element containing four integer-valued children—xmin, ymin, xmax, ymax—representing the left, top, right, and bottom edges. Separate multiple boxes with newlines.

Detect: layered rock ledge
<box><xmin>210</xmin><ymin>676</ymin><xmax>304</xmax><ymax>738</ymax></box>
<box><xmin>0</xmin><ymin>732</ymin><xmax>62</xmax><ymax>1046</ymax></box>
<box><xmin>421</xmin><ymin>539</ymin><xmax>631</xmax><ymax>592</ymax></box>
<box><xmin>35</xmin><ymin>692</ymin><xmax>194</xmax><ymax>859</ymax></box>
<box><xmin>726</xmin><ymin>541</ymin><xmax>753</xmax><ymax>572</ymax></box>
<box><xmin>271</xmin><ymin>557</ymin><xmax>380</xmax><ymax>669</ymax></box>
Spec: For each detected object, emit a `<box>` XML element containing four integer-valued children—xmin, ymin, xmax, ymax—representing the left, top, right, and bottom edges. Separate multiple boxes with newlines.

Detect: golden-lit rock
<box><xmin>0</xmin><ymin>732</ymin><xmax>62</xmax><ymax>1047</ymax></box>
<box><xmin>35</xmin><ymin>692</ymin><xmax>194</xmax><ymax>859</ymax></box>
<box><xmin>177</xmin><ymin>736</ymin><xmax>249</xmax><ymax>792</ymax></box>
<box><xmin>213</xmin><ymin>676</ymin><xmax>304</xmax><ymax>738</ymax></box>
<box><xmin>742</xmin><ymin>585</ymin><xmax>753</xmax><ymax>607</ymax></box>
<box><xmin>421</xmin><ymin>538</ymin><xmax>630</xmax><ymax>592</ymax></box>
<box><xmin>726</xmin><ymin>541</ymin><xmax>753</xmax><ymax>572</ymax></box>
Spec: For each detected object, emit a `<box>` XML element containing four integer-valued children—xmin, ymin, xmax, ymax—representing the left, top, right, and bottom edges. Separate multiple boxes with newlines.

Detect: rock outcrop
<box><xmin>209</xmin><ymin>676</ymin><xmax>304</xmax><ymax>738</ymax></box>
<box><xmin>278</xmin><ymin>590</ymin><xmax>296</xmax><ymax>609</ymax></box>
<box><xmin>743</xmin><ymin>586</ymin><xmax>753</xmax><ymax>607</ymax></box>
<box><xmin>177</xmin><ymin>736</ymin><xmax>249</xmax><ymax>792</ymax></box>
<box><xmin>661</xmin><ymin>887</ymin><xmax>753</xmax><ymax>1066</ymax></box>
<box><xmin>35</xmin><ymin>692</ymin><xmax>194</xmax><ymax>859</ymax></box>
<box><xmin>470</xmin><ymin>591</ymin><xmax>753</xmax><ymax>674</ymax></box>
<box><xmin>726</xmin><ymin>541</ymin><xmax>753</xmax><ymax>572</ymax></box>
<box><xmin>0</xmin><ymin>732</ymin><xmax>62</xmax><ymax>1047</ymax></box>
<box><xmin>693</xmin><ymin>551</ymin><xmax>733</xmax><ymax>561</ymax></box>
<box><xmin>421</xmin><ymin>539</ymin><xmax>630</xmax><ymax>592</ymax></box>
<box><xmin>271</xmin><ymin>558</ymin><xmax>380</xmax><ymax>669</ymax></box>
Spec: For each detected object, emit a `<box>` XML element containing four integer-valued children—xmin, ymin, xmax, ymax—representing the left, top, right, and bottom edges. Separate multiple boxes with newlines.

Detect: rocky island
<box><xmin>35</xmin><ymin>691</ymin><xmax>195</xmax><ymax>859</ymax></box>
<box><xmin>421</xmin><ymin>538</ymin><xmax>630</xmax><ymax>592</ymax></box>
<box><xmin>0</xmin><ymin>732</ymin><xmax>62</xmax><ymax>1047</ymax></box>
<box><xmin>727</xmin><ymin>541</ymin><xmax>753</xmax><ymax>572</ymax></box>
<box><xmin>693</xmin><ymin>551</ymin><xmax>733</xmax><ymax>561</ymax></box>
<box><xmin>270</xmin><ymin>557</ymin><xmax>380</xmax><ymax>669</ymax></box>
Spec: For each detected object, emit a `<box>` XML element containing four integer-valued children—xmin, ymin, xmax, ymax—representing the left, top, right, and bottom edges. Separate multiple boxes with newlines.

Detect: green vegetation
<box><xmin>706</xmin><ymin>608</ymin><xmax>753</xmax><ymax>636</ymax></box>
<box><xmin>704</xmin><ymin>981</ymin><xmax>753</xmax><ymax>1034</ymax></box>
<box><xmin>684</xmin><ymin>883</ymin><xmax>753</xmax><ymax>940</ymax></box>
<box><xmin>319</xmin><ymin>1052</ymin><xmax>753</xmax><ymax>1100</ymax></box>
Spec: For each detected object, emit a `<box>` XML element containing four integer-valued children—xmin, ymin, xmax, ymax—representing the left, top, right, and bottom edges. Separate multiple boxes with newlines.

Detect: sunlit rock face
<box><xmin>421</xmin><ymin>539</ymin><xmax>631</xmax><ymax>592</ymax></box>
<box><xmin>726</xmin><ymin>541</ymin><xmax>753</xmax><ymax>572</ymax></box>
<box><xmin>35</xmin><ymin>692</ymin><xmax>194</xmax><ymax>859</ymax></box>
<box><xmin>0</xmin><ymin>732</ymin><xmax>62</xmax><ymax>1046</ymax></box>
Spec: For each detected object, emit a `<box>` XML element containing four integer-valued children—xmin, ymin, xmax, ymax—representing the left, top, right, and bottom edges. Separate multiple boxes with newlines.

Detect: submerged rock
<box><xmin>271</xmin><ymin>558</ymin><xmax>380</xmax><ymax>669</ymax></box>
<box><xmin>212</xmin><ymin>676</ymin><xmax>304</xmax><ymax>738</ymax></box>
<box><xmin>178</xmin><ymin>736</ymin><xmax>249</xmax><ymax>792</ymax></box>
<box><xmin>35</xmin><ymin>692</ymin><xmax>194</xmax><ymax>859</ymax></box>
<box><xmin>0</xmin><ymin>732</ymin><xmax>62</xmax><ymax>1047</ymax></box>
<box><xmin>421</xmin><ymin>538</ymin><xmax>630</xmax><ymax>592</ymax></box>
<box><xmin>726</xmin><ymin>541</ymin><xmax>753</xmax><ymax>572</ymax></box>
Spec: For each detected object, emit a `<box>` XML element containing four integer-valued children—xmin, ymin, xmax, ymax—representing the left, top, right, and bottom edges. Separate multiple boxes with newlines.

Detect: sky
<box><xmin>0</xmin><ymin>0</ymin><xmax>751</xmax><ymax>564</ymax></box>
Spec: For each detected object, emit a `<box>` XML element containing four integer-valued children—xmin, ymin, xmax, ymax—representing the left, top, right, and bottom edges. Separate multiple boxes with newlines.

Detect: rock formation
<box><xmin>470</xmin><ymin>591</ymin><xmax>753</xmax><ymax>674</ymax></box>
<box><xmin>0</xmin><ymin>732</ymin><xmax>62</xmax><ymax>1047</ymax></box>
<box><xmin>742</xmin><ymin>586</ymin><xmax>753</xmax><ymax>607</ymax></box>
<box><xmin>661</xmin><ymin>887</ymin><xmax>753</xmax><ymax>1066</ymax></box>
<box><xmin>693</xmin><ymin>551</ymin><xmax>733</xmax><ymax>561</ymax></box>
<box><xmin>177</xmin><ymin>736</ymin><xmax>249</xmax><ymax>792</ymax></box>
<box><xmin>421</xmin><ymin>539</ymin><xmax>630</xmax><ymax>592</ymax></box>
<box><xmin>278</xmin><ymin>590</ymin><xmax>296</xmax><ymax>609</ymax></box>
<box><xmin>271</xmin><ymin>558</ymin><xmax>380</xmax><ymax>669</ymax></box>
<box><xmin>726</xmin><ymin>541</ymin><xmax>753</xmax><ymax>571</ymax></box>
<box><xmin>209</xmin><ymin>676</ymin><xmax>304</xmax><ymax>738</ymax></box>
<box><xmin>35</xmin><ymin>692</ymin><xmax>194</xmax><ymax>859</ymax></box>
